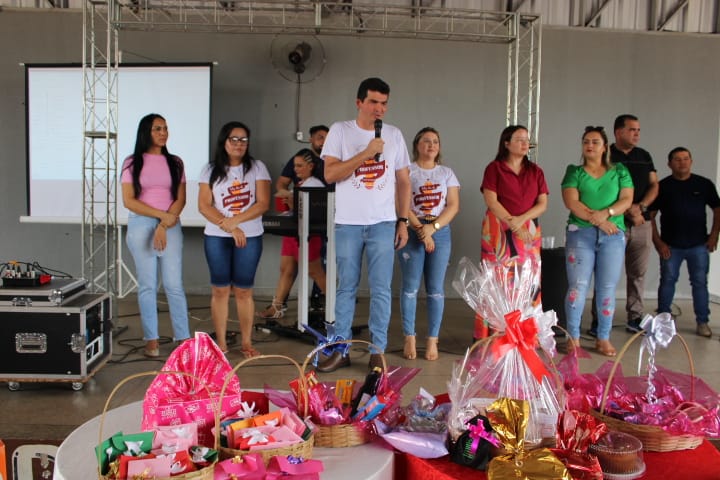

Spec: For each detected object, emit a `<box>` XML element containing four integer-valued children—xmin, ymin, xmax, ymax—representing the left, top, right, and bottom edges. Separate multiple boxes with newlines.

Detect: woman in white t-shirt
<box><xmin>258</xmin><ymin>149</ymin><xmax>327</xmax><ymax>319</ymax></box>
<box><xmin>198</xmin><ymin>121</ymin><xmax>271</xmax><ymax>357</ymax></box>
<box><xmin>398</xmin><ymin>127</ymin><xmax>460</xmax><ymax>361</ymax></box>
<box><xmin>121</xmin><ymin>113</ymin><xmax>191</xmax><ymax>358</ymax></box>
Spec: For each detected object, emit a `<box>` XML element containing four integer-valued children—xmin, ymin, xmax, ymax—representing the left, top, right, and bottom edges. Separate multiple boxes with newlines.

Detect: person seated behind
<box><xmin>258</xmin><ymin>149</ymin><xmax>327</xmax><ymax>319</ymax></box>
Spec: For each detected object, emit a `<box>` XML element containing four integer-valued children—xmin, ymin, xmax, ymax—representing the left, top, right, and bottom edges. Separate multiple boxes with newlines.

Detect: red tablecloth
<box><xmin>395</xmin><ymin>439</ymin><xmax>720</xmax><ymax>480</ymax></box>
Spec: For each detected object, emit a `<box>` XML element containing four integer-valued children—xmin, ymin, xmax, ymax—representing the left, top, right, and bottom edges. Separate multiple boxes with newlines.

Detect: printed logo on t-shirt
<box><xmin>223</xmin><ymin>180</ymin><xmax>251</xmax><ymax>212</ymax></box>
<box><xmin>414</xmin><ymin>181</ymin><xmax>442</xmax><ymax>215</ymax></box>
<box><xmin>353</xmin><ymin>158</ymin><xmax>387</xmax><ymax>190</ymax></box>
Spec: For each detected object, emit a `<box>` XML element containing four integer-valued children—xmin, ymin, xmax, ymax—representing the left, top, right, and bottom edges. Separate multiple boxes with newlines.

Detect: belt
<box><xmin>419</xmin><ymin>215</ymin><xmax>438</xmax><ymax>224</ymax></box>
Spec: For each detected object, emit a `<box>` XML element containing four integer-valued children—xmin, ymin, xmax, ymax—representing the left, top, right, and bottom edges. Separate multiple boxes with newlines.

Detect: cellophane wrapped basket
<box><xmin>214</xmin><ymin>354</ymin><xmax>315</xmax><ymax>464</ymax></box>
<box><xmin>587</xmin><ymin>314</ymin><xmax>712</xmax><ymax>452</ymax></box>
<box><xmin>449</xmin><ymin>257</ymin><xmax>566</xmax><ymax>448</ymax></box>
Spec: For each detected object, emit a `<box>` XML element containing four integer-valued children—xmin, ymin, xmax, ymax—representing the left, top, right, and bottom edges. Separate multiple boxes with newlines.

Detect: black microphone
<box><xmin>374</xmin><ymin>119</ymin><xmax>382</xmax><ymax>162</ymax></box>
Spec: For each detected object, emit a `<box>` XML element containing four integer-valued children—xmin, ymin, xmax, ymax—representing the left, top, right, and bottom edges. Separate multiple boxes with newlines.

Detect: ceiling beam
<box><xmin>656</xmin><ymin>0</ymin><xmax>689</xmax><ymax>31</ymax></box>
<box><xmin>585</xmin><ymin>0</ymin><xmax>614</xmax><ymax>27</ymax></box>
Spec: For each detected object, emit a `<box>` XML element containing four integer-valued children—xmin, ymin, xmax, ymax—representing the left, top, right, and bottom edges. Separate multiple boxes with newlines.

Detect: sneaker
<box><xmin>587</xmin><ymin>327</ymin><xmax>598</xmax><ymax>338</ymax></box>
<box><xmin>696</xmin><ymin>323</ymin><xmax>712</xmax><ymax>338</ymax></box>
<box><xmin>626</xmin><ymin>320</ymin><xmax>644</xmax><ymax>334</ymax></box>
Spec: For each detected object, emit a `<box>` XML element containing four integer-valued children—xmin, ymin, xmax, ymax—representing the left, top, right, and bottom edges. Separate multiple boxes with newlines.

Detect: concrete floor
<box><xmin>1</xmin><ymin>294</ymin><xmax>718</xmax><ymax>443</ymax></box>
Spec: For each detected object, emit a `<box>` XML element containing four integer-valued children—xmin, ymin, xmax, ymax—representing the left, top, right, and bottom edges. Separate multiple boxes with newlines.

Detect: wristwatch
<box><xmin>433</xmin><ymin>222</ymin><xmax>441</xmax><ymax>231</ymax></box>
<box><xmin>397</xmin><ymin>217</ymin><xmax>409</xmax><ymax>226</ymax></box>
<box><xmin>608</xmin><ymin>207</ymin><xmax>616</xmax><ymax>216</ymax></box>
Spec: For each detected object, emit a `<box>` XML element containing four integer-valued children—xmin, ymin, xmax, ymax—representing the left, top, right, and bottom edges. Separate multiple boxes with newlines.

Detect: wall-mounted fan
<box><xmin>270</xmin><ymin>35</ymin><xmax>326</xmax><ymax>83</ymax></box>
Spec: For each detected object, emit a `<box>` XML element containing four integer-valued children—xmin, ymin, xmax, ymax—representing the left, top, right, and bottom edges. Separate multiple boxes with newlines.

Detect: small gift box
<box><xmin>487</xmin><ymin>398</ymin><xmax>572</xmax><ymax>480</ymax></box>
<box><xmin>213</xmin><ymin>453</ymin><xmax>266</xmax><ymax>480</ymax></box>
<box><xmin>126</xmin><ymin>455</ymin><xmax>173</xmax><ymax>479</ymax></box>
<box><xmin>158</xmin><ymin>450</ymin><xmax>197</xmax><ymax>476</ymax></box>
<box><xmin>249</xmin><ymin>426</ymin><xmax>303</xmax><ymax>452</ymax></box>
<box><xmin>235</xmin><ymin>427</ymin><xmax>277</xmax><ymax>450</ymax></box>
<box><xmin>152</xmin><ymin>423</ymin><xmax>198</xmax><ymax>454</ymax></box>
<box><xmin>266</xmin><ymin>455</ymin><xmax>323</xmax><ymax>480</ymax></box>
<box><xmin>252</xmin><ymin>411</ymin><xmax>283</xmax><ymax>427</ymax></box>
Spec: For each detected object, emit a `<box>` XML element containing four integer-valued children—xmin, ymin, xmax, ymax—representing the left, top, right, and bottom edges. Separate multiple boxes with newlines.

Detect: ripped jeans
<box><xmin>564</xmin><ymin>225</ymin><xmax>625</xmax><ymax>340</ymax></box>
<box><xmin>398</xmin><ymin>224</ymin><xmax>452</xmax><ymax>338</ymax></box>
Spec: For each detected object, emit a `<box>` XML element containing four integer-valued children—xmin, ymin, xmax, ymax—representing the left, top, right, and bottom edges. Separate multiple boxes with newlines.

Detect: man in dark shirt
<box><xmin>649</xmin><ymin>147</ymin><xmax>720</xmax><ymax>338</ymax></box>
<box><xmin>590</xmin><ymin>114</ymin><xmax>658</xmax><ymax>335</ymax></box>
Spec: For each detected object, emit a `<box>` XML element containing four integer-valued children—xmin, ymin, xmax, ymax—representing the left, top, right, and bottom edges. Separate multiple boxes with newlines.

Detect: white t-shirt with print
<box><xmin>198</xmin><ymin>160</ymin><xmax>271</xmax><ymax>238</ymax></box>
<box><xmin>321</xmin><ymin>120</ymin><xmax>410</xmax><ymax>225</ymax></box>
<box><xmin>408</xmin><ymin>163</ymin><xmax>460</xmax><ymax>218</ymax></box>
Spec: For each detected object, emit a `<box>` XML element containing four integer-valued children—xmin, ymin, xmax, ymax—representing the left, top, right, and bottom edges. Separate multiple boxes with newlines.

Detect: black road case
<box><xmin>0</xmin><ymin>292</ymin><xmax>112</xmax><ymax>391</ymax></box>
<box><xmin>0</xmin><ymin>277</ymin><xmax>87</xmax><ymax>307</ymax></box>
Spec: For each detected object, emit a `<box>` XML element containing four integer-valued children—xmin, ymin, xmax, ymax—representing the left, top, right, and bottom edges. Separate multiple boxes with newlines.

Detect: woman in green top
<box><xmin>561</xmin><ymin>126</ymin><xmax>634</xmax><ymax>357</ymax></box>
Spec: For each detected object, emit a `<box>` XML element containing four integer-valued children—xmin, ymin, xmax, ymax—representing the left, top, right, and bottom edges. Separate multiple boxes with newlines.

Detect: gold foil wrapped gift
<box><xmin>487</xmin><ymin>398</ymin><xmax>571</xmax><ymax>480</ymax></box>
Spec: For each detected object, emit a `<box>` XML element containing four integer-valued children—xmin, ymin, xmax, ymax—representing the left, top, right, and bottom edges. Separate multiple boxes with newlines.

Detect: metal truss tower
<box><xmin>82</xmin><ymin>0</ymin><xmax>119</xmax><ymax>294</ymax></box>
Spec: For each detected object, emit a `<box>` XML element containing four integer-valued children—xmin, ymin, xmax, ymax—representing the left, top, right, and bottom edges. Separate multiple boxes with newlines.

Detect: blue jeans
<box><xmin>125</xmin><ymin>213</ymin><xmax>190</xmax><ymax>341</ymax></box>
<box><xmin>658</xmin><ymin>244</ymin><xmax>710</xmax><ymax>324</ymax></box>
<box><xmin>398</xmin><ymin>225</ymin><xmax>452</xmax><ymax>338</ymax></box>
<box><xmin>203</xmin><ymin>235</ymin><xmax>263</xmax><ymax>288</ymax></box>
<box><xmin>334</xmin><ymin>222</ymin><xmax>396</xmax><ymax>352</ymax></box>
<box><xmin>564</xmin><ymin>226</ymin><xmax>625</xmax><ymax>340</ymax></box>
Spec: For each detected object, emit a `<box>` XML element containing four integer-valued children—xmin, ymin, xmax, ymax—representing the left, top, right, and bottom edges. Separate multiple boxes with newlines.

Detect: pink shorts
<box><xmin>280</xmin><ymin>235</ymin><xmax>323</xmax><ymax>261</ymax></box>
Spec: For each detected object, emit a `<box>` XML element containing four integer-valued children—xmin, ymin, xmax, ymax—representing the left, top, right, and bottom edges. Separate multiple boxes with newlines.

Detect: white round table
<box><xmin>53</xmin><ymin>400</ymin><xmax>394</xmax><ymax>479</ymax></box>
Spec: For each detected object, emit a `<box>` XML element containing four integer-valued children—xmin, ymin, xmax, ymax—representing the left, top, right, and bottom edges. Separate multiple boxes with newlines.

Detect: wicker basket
<box><xmin>97</xmin><ymin>370</ymin><xmax>215</xmax><ymax>480</ymax></box>
<box><xmin>590</xmin><ymin>330</ymin><xmax>704</xmax><ymax>452</ymax></box>
<box><xmin>214</xmin><ymin>354</ymin><xmax>314</xmax><ymax>464</ymax></box>
<box><xmin>301</xmin><ymin>339</ymin><xmax>388</xmax><ymax>448</ymax></box>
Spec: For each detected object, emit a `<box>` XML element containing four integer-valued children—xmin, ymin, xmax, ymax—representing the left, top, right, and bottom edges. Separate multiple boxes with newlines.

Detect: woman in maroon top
<box><xmin>474</xmin><ymin>125</ymin><xmax>549</xmax><ymax>339</ymax></box>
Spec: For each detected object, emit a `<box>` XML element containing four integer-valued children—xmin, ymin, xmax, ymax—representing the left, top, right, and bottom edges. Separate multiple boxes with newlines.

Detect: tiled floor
<box><xmin>1</xmin><ymin>294</ymin><xmax>718</xmax><ymax>443</ymax></box>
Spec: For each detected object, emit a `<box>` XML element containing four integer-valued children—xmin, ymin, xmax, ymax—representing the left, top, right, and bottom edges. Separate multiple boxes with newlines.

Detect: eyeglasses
<box><xmin>228</xmin><ymin>136</ymin><xmax>249</xmax><ymax>144</ymax></box>
<box><xmin>584</xmin><ymin>125</ymin><xmax>605</xmax><ymax>133</ymax></box>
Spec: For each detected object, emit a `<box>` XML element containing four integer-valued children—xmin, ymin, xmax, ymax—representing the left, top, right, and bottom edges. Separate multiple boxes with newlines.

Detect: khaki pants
<box><xmin>624</xmin><ymin>221</ymin><xmax>653</xmax><ymax>321</ymax></box>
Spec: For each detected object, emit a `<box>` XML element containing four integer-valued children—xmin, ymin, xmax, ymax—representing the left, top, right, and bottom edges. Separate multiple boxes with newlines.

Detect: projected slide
<box><xmin>26</xmin><ymin>64</ymin><xmax>211</xmax><ymax>226</ymax></box>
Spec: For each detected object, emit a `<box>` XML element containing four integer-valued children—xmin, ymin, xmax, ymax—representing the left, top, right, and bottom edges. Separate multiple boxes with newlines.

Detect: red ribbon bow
<box><xmin>491</xmin><ymin>310</ymin><xmax>550</xmax><ymax>382</ymax></box>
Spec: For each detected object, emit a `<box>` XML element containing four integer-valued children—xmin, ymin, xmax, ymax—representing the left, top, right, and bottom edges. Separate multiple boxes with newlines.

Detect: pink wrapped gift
<box><xmin>152</xmin><ymin>423</ymin><xmax>198</xmax><ymax>453</ymax></box>
<box><xmin>266</xmin><ymin>455</ymin><xmax>323</xmax><ymax>480</ymax></box>
<box><xmin>248</xmin><ymin>426</ymin><xmax>303</xmax><ymax>452</ymax></box>
<box><xmin>213</xmin><ymin>453</ymin><xmax>266</xmax><ymax>480</ymax></box>
<box><xmin>126</xmin><ymin>455</ymin><xmax>173</xmax><ymax>478</ymax></box>
<box><xmin>280</xmin><ymin>407</ymin><xmax>309</xmax><ymax>438</ymax></box>
<box><xmin>141</xmin><ymin>332</ymin><xmax>244</xmax><ymax>446</ymax></box>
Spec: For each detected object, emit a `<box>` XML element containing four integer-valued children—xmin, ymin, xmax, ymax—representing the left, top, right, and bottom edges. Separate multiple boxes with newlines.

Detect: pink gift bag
<box><xmin>141</xmin><ymin>332</ymin><xmax>246</xmax><ymax>446</ymax></box>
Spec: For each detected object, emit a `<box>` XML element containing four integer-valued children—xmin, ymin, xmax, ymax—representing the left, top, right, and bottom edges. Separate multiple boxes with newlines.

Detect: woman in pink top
<box><xmin>121</xmin><ymin>114</ymin><xmax>190</xmax><ymax>358</ymax></box>
<box><xmin>475</xmin><ymin>125</ymin><xmax>549</xmax><ymax>340</ymax></box>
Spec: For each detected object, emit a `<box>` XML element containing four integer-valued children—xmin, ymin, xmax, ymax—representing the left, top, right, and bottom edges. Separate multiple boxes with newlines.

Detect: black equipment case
<box><xmin>0</xmin><ymin>277</ymin><xmax>88</xmax><ymax>307</ymax></box>
<box><xmin>0</xmin><ymin>292</ymin><xmax>112</xmax><ymax>391</ymax></box>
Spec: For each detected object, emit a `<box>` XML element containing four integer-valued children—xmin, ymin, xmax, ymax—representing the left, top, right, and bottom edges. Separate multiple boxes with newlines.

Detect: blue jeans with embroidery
<box><xmin>564</xmin><ymin>226</ymin><xmax>625</xmax><ymax>340</ymax></box>
<box><xmin>657</xmin><ymin>244</ymin><xmax>710</xmax><ymax>324</ymax></box>
<box><xmin>398</xmin><ymin>225</ymin><xmax>452</xmax><ymax>338</ymax></box>
<box><xmin>126</xmin><ymin>213</ymin><xmax>190</xmax><ymax>341</ymax></box>
<box><xmin>334</xmin><ymin>222</ymin><xmax>396</xmax><ymax>352</ymax></box>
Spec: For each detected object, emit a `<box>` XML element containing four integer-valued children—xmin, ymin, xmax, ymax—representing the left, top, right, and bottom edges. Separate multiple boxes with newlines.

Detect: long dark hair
<box><xmin>209</xmin><ymin>121</ymin><xmax>254</xmax><ymax>186</ymax></box>
<box><xmin>126</xmin><ymin>113</ymin><xmax>183</xmax><ymax>200</ymax></box>
<box><xmin>493</xmin><ymin>125</ymin><xmax>530</xmax><ymax>164</ymax></box>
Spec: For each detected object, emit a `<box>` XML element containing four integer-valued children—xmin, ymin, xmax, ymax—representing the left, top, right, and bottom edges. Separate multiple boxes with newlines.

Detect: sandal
<box><xmin>562</xmin><ymin>338</ymin><xmax>581</xmax><ymax>355</ymax></box>
<box><xmin>240</xmin><ymin>346</ymin><xmax>261</xmax><ymax>359</ymax></box>
<box><xmin>257</xmin><ymin>299</ymin><xmax>285</xmax><ymax>319</ymax></box>
<box><xmin>403</xmin><ymin>335</ymin><xmax>416</xmax><ymax>360</ymax></box>
<box><xmin>425</xmin><ymin>337</ymin><xmax>439</xmax><ymax>361</ymax></box>
<box><xmin>595</xmin><ymin>339</ymin><xmax>617</xmax><ymax>357</ymax></box>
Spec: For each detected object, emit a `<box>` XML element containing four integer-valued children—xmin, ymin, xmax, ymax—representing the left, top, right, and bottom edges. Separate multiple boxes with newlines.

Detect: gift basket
<box><xmin>300</xmin><ymin>339</ymin><xmax>388</xmax><ymax>448</ymax></box>
<box><xmin>96</xmin><ymin>370</ymin><xmax>217</xmax><ymax>480</ymax></box>
<box><xmin>449</xmin><ymin>257</ymin><xmax>566</xmax><ymax>450</ymax></box>
<box><xmin>214</xmin><ymin>354</ymin><xmax>315</xmax><ymax>464</ymax></box>
<box><xmin>588</xmin><ymin>313</ymin><xmax>716</xmax><ymax>452</ymax></box>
